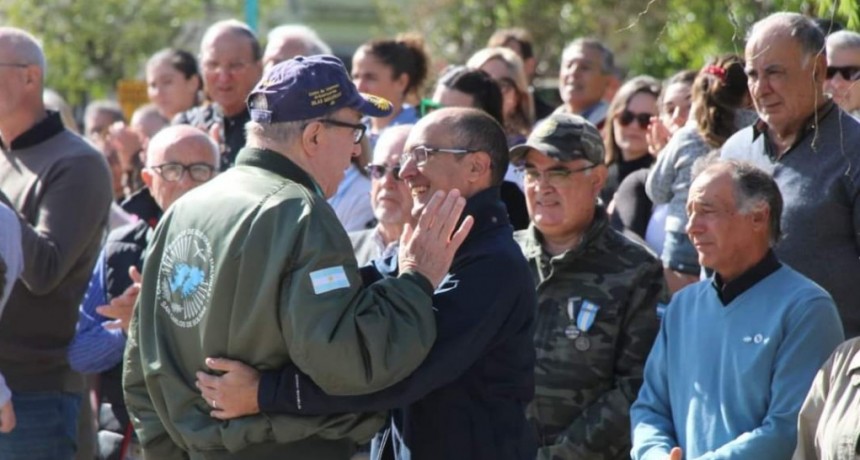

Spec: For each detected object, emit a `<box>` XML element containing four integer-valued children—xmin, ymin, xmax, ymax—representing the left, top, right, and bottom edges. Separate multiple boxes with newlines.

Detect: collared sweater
<box><xmin>0</xmin><ymin>111</ymin><xmax>112</xmax><ymax>392</ymax></box>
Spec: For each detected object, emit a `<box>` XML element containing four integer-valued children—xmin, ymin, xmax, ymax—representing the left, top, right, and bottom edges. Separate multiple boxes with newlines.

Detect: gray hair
<box><xmin>693</xmin><ymin>157</ymin><xmax>783</xmax><ymax>245</ymax></box>
<box><xmin>84</xmin><ymin>100</ymin><xmax>124</xmax><ymax>125</ymax></box>
<box><xmin>826</xmin><ymin>30</ymin><xmax>860</xmax><ymax>55</ymax></box>
<box><xmin>0</xmin><ymin>27</ymin><xmax>46</xmax><ymax>75</ymax></box>
<box><xmin>201</xmin><ymin>19</ymin><xmax>262</xmax><ymax>61</ymax></box>
<box><xmin>562</xmin><ymin>38</ymin><xmax>614</xmax><ymax>74</ymax></box>
<box><xmin>266</xmin><ymin>25</ymin><xmax>331</xmax><ymax>56</ymax></box>
<box><xmin>245</xmin><ymin>120</ymin><xmax>306</xmax><ymax>146</ymax></box>
<box><xmin>748</xmin><ymin>12</ymin><xmax>824</xmax><ymax>66</ymax></box>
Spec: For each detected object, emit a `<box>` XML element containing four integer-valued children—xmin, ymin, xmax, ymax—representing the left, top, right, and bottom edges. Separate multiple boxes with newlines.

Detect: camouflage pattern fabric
<box><xmin>514</xmin><ymin>206</ymin><xmax>667</xmax><ymax>460</ymax></box>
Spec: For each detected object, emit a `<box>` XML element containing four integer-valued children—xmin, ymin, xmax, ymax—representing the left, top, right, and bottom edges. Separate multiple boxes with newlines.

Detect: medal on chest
<box><xmin>565</xmin><ymin>297</ymin><xmax>600</xmax><ymax>351</ymax></box>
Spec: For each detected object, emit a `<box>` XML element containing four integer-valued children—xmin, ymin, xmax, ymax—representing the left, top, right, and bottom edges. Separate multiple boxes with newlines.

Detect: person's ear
<box><xmin>813</xmin><ymin>53</ymin><xmax>827</xmax><ymax>82</ymax></box>
<box><xmin>468</xmin><ymin>151</ymin><xmax>491</xmax><ymax>182</ymax></box>
<box><xmin>591</xmin><ymin>164</ymin><xmax>609</xmax><ymax>196</ymax></box>
<box><xmin>749</xmin><ymin>203</ymin><xmax>770</xmax><ymax>232</ymax></box>
<box><xmin>141</xmin><ymin>168</ymin><xmax>154</xmax><ymax>189</ymax></box>
<box><xmin>302</xmin><ymin>121</ymin><xmax>322</xmax><ymax>157</ymax></box>
<box><xmin>24</xmin><ymin>65</ymin><xmax>41</xmax><ymax>88</ymax></box>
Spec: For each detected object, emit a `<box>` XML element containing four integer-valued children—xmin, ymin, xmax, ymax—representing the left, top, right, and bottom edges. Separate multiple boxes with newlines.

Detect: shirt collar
<box><xmin>1</xmin><ymin>111</ymin><xmax>64</xmax><ymax>150</ymax></box>
<box><xmin>460</xmin><ymin>186</ymin><xmax>509</xmax><ymax>244</ymax></box>
<box><xmin>711</xmin><ymin>249</ymin><xmax>781</xmax><ymax>305</ymax></box>
<box><xmin>234</xmin><ymin>147</ymin><xmax>325</xmax><ymax>197</ymax></box>
<box><xmin>751</xmin><ymin>101</ymin><xmax>836</xmax><ymax>158</ymax></box>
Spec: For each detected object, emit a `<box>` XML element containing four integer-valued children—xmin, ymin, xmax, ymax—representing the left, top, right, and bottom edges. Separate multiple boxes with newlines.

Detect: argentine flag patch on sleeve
<box><xmin>310</xmin><ymin>266</ymin><xmax>350</xmax><ymax>294</ymax></box>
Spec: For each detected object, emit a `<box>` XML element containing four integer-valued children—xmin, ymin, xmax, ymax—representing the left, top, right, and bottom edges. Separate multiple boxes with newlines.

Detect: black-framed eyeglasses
<box><xmin>366</xmin><ymin>164</ymin><xmax>402</xmax><ymax>181</ymax></box>
<box><xmin>519</xmin><ymin>164</ymin><xmax>598</xmax><ymax>187</ymax></box>
<box><xmin>402</xmin><ymin>146</ymin><xmax>478</xmax><ymax>166</ymax></box>
<box><xmin>826</xmin><ymin>66</ymin><xmax>860</xmax><ymax>81</ymax></box>
<box><xmin>618</xmin><ymin>110</ymin><xmax>653</xmax><ymax>129</ymax></box>
<box><xmin>150</xmin><ymin>162</ymin><xmax>215</xmax><ymax>182</ymax></box>
<box><xmin>319</xmin><ymin>118</ymin><xmax>366</xmax><ymax>144</ymax></box>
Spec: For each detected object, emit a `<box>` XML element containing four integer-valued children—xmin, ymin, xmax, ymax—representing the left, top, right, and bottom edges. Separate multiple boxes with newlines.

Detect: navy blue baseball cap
<box><xmin>247</xmin><ymin>55</ymin><xmax>393</xmax><ymax>123</ymax></box>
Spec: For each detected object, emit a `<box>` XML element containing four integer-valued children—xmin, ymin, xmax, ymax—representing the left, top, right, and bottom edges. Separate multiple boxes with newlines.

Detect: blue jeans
<box><xmin>661</xmin><ymin>230</ymin><xmax>700</xmax><ymax>275</ymax></box>
<box><xmin>0</xmin><ymin>391</ymin><xmax>81</xmax><ymax>460</ymax></box>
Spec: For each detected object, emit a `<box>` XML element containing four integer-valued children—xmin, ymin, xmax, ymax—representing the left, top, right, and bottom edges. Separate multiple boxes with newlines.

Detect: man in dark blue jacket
<box><xmin>196</xmin><ymin>107</ymin><xmax>537</xmax><ymax>460</ymax></box>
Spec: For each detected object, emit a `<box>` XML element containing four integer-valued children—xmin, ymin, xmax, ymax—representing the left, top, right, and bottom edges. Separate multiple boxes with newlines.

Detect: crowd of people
<box><xmin>0</xmin><ymin>8</ymin><xmax>859</xmax><ymax>460</ymax></box>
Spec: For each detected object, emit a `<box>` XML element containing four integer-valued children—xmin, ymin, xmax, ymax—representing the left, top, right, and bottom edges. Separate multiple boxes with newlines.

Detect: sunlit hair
<box><xmin>693</xmin><ymin>54</ymin><xmax>749</xmax><ymax>147</ymax></box>
<box><xmin>466</xmin><ymin>47</ymin><xmax>535</xmax><ymax>137</ymax></box>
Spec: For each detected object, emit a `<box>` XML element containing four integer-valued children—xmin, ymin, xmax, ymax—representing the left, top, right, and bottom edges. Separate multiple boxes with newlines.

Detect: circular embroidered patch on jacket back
<box><xmin>156</xmin><ymin>228</ymin><xmax>214</xmax><ymax>328</ymax></box>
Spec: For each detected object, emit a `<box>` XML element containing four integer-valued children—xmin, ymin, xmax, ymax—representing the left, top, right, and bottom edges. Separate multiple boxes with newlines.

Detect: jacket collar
<box><xmin>751</xmin><ymin>101</ymin><xmax>836</xmax><ymax>159</ymax></box>
<box><xmin>710</xmin><ymin>249</ymin><xmax>781</xmax><ymax>305</ymax></box>
<box><xmin>234</xmin><ymin>147</ymin><xmax>324</xmax><ymax>197</ymax></box>
<box><xmin>1</xmin><ymin>111</ymin><xmax>64</xmax><ymax>150</ymax></box>
<box><xmin>460</xmin><ymin>186</ymin><xmax>510</xmax><ymax>244</ymax></box>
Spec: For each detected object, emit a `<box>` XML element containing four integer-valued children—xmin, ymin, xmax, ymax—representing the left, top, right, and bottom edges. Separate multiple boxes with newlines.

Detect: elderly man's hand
<box><xmin>196</xmin><ymin>357</ymin><xmax>261</xmax><ymax>420</ymax></box>
<box><xmin>97</xmin><ymin>266</ymin><xmax>141</xmax><ymax>334</ymax></box>
<box><xmin>399</xmin><ymin>189</ymin><xmax>473</xmax><ymax>289</ymax></box>
<box><xmin>0</xmin><ymin>399</ymin><xmax>15</xmax><ymax>433</ymax></box>
<box><xmin>667</xmin><ymin>447</ymin><xmax>682</xmax><ymax>460</ymax></box>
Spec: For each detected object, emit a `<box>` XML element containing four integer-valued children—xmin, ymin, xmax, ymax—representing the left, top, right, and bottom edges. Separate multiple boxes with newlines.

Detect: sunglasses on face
<box><xmin>618</xmin><ymin>110</ymin><xmax>653</xmax><ymax>129</ymax></box>
<box><xmin>825</xmin><ymin>66</ymin><xmax>860</xmax><ymax>81</ymax></box>
<box><xmin>366</xmin><ymin>164</ymin><xmax>402</xmax><ymax>181</ymax></box>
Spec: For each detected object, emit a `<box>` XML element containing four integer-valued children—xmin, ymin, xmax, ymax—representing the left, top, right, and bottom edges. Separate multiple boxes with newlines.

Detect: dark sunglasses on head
<box><xmin>366</xmin><ymin>164</ymin><xmax>402</xmax><ymax>181</ymax></box>
<box><xmin>418</xmin><ymin>98</ymin><xmax>443</xmax><ymax>118</ymax></box>
<box><xmin>618</xmin><ymin>110</ymin><xmax>653</xmax><ymax>129</ymax></box>
<box><xmin>825</xmin><ymin>66</ymin><xmax>860</xmax><ymax>81</ymax></box>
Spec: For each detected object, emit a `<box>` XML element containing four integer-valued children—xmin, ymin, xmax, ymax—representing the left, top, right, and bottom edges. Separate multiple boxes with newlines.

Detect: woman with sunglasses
<box><xmin>610</xmin><ymin>71</ymin><xmax>696</xmax><ymax>257</ymax></box>
<box><xmin>646</xmin><ymin>55</ymin><xmax>754</xmax><ymax>292</ymax></box>
<box><xmin>466</xmin><ymin>47</ymin><xmax>535</xmax><ymax>146</ymax></box>
<box><xmin>352</xmin><ymin>34</ymin><xmax>429</xmax><ymax>147</ymax></box>
<box><xmin>601</xmin><ymin>76</ymin><xmax>662</xmax><ymax>204</ymax></box>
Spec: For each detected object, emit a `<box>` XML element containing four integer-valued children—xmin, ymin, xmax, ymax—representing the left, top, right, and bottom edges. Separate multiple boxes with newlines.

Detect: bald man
<box><xmin>68</xmin><ymin>125</ymin><xmax>219</xmax><ymax>459</ymax></box>
<box><xmin>349</xmin><ymin>124</ymin><xmax>414</xmax><ymax>266</ymax></box>
<box><xmin>174</xmin><ymin>20</ymin><xmax>263</xmax><ymax>170</ymax></box>
<box><xmin>0</xmin><ymin>27</ymin><xmax>113</xmax><ymax>459</ymax></box>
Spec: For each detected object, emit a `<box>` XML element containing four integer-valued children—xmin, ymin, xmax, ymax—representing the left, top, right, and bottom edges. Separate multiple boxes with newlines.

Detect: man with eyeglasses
<box><xmin>721</xmin><ymin>12</ymin><xmax>860</xmax><ymax>339</ymax></box>
<box><xmin>174</xmin><ymin>19</ymin><xmax>263</xmax><ymax>171</ymax></box>
<box><xmin>0</xmin><ymin>27</ymin><xmax>113</xmax><ymax>459</ymax></box>
<box><xmin>825</xmin><ymin>30</ymin><xmax>860</xmax><ymax>117</ymax></box>
<box><xmin>349</xmin><ymin>124</ymin><xmax>414</xmax><ymax>266</ymax></box>
<box><xmin>192</xmin><ymin>107</ymin><xmax>537</xmax><ymax>460</ymax></box>
<box><xmin>124</xmin><ymin>55</ymin><xmax>472</xmax><ymax>459</ymax></box>
<box><xmin>68</xmin><ymin>125</ymin><xmax>218</xmax><ymax>460</ymax></box>
<box><xmin>507</xmin><ymin>113</ymin><xmax>665</xmax><ymax>459</ymax></box>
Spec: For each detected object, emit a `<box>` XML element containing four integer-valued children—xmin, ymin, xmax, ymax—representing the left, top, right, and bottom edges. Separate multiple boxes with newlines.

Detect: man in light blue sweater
<box><xmin>630</xmin><ymin>160</ymin><xmax>844</xmax><ymax>460</ymax></box>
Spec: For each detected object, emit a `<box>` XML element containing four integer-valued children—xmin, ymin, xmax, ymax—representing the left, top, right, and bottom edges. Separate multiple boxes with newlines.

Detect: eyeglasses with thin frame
<box><xmin>519</xmin><ymin>163</ymin><xmax>598</xmax><ymax>188</ymax></box>
<box><xmin>618</xmin><ymin>110</ymin><xmax>653</xmax><ymax>129</ymax></box>
<box><xmin>0</xmin><ymin>63</ymin><xmax>29</xmax><ymax>69</ymax></box>
<box><xmin>825</xmin><ymin>66</ymin><xmax>860</xmax><ymax>81</ymax></box>
<box><xmin>366</xmin><ymin>164</ymin><xmax>402</xmax><ymax>181</ymax></box>
<box><xmin>401</xmin><ymin>146</ymin><xmax>478</xmax><ymax>166</ymax></box>
<box><xmin>150</xmin><ymin>163</ymin><xmax>215</xmax><ymax>182</ymax></box>
<box><xmin>318</xmin><ymin>119</ymin><xmax>367</xmax><ymax>144</ymax></box>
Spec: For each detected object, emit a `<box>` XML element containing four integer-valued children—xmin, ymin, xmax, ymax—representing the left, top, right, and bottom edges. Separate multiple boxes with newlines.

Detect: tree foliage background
<box><xmin>0</xmin><ymin>0</ymin><xmax>856</xmax><ymax>105</ymax></box>
<box><xmin>375</xmin><ymin>0</ymin><xmax>858</xmax><ymax>83</ymax></box>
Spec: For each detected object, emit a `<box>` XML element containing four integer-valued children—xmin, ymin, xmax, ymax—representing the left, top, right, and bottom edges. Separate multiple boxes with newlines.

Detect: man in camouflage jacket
<box><xmin>510</xmin><ymin>113</ymin><xmax>667</xmax><ymax>459</ymax></box>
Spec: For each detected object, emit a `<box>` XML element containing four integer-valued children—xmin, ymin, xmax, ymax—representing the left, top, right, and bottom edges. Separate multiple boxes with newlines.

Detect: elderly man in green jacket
<box><xmin>123</xmin><ymin>55</ymin><xmax>472</xmax><ymax>460</ymax></box>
